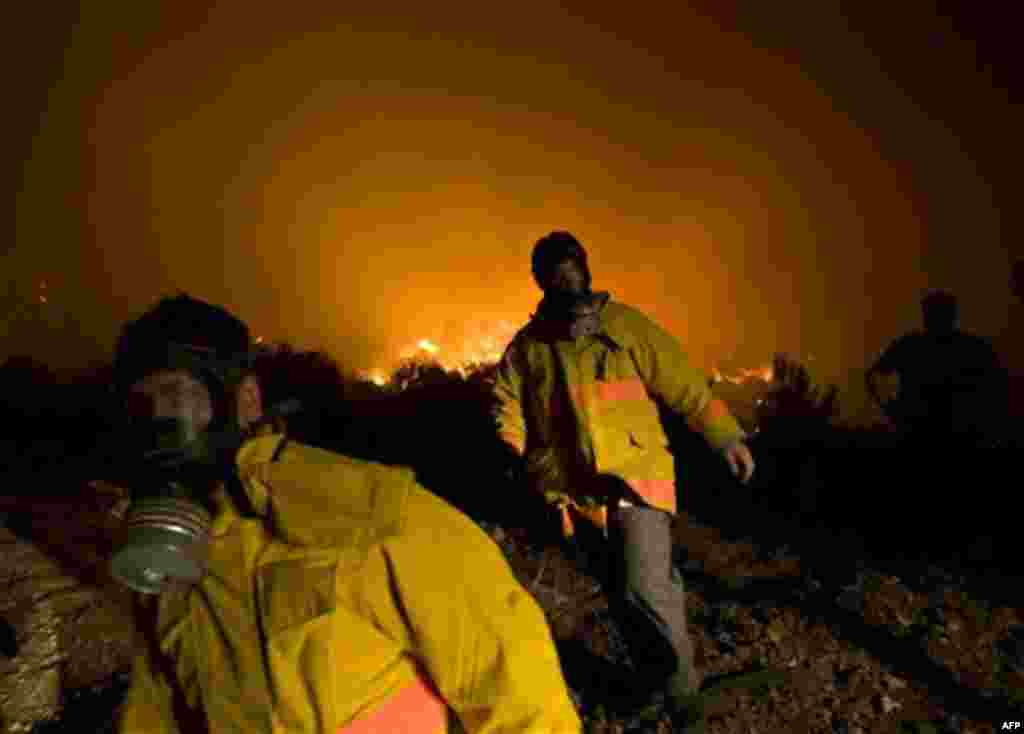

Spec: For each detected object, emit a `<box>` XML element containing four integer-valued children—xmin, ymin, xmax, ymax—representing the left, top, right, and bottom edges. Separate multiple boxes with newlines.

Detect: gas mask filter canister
<box><xmin>107</xmin><ymin>343</ymin><xmax>252</xmax><ymax>595</ymax></box>
<box><xmin>110</xmin><ymin>492</ymin><xmax>214</xmax><ymax>594</ymax></box>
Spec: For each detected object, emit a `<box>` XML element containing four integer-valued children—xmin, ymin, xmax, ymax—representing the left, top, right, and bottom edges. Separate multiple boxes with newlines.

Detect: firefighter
<box><xmin>492</xmin><ymin>232</ymin><xmax>756</xmax><ymax>727</ymax></box>
<box><xmin>112</xmin><ymin>293</ymin><xmax>581</xmax><ymax>733</ymax></box>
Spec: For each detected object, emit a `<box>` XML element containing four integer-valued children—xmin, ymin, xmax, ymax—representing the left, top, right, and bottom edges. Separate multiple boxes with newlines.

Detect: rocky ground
<box><xmin>0</xmin><ymin>486</ymin><xmax>135</xmax><ymax>734</ymax></box>
<box><xmin>2</xmin><ymin>478</ymin><xmax>1022</xmax><ymax>734</ymax></box>
<box><xmin>484</xmin><ymin>509</ymin><xmax>1024</xmax><ymax>734</ymax></box>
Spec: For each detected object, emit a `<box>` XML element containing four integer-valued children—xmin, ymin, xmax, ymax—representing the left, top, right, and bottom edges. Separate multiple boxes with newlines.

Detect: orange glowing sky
<box><xmin>7</xmin><ymin>2</ymin><xmax>1022</xmax><ymax>423</ymax></box>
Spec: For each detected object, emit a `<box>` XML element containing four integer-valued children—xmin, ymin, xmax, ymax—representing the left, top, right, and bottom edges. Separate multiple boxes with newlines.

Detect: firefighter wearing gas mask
<box><xmin>108</xmin><ymin>296</ymin><xmax>266</xmax><ymax>595</ymax></box>
<box><xmin>111</xmin><ymin>294</ymin><xmax>581</xmax><ymax>734</ymax></box>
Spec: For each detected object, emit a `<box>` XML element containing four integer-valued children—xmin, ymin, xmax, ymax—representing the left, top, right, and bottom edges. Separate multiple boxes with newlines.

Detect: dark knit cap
<box><xmin>113</xmin><ymin>293</ymin><xmax>252</xmax><ymax>394</ymax></box>
<box><xmin>531</xmin><ymin>231</ymin><xmax>589</xmax><ymax>282</ymax></box>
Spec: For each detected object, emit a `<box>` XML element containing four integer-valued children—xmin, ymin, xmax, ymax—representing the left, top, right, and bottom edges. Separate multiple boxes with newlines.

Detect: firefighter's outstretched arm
<box><xmin>627</xmin><ymin>310</ymin><xmax>745</xmax><ymax>451</ymax></box>
<box><xmin>365</xmin><ymin>484</ymin><xmax>582</xmax><ymax>733</ymax></box>
<box><xmin>626</xmin><ymin>309</ymin><xmax>754</xmax><ymax>481</ymax></box>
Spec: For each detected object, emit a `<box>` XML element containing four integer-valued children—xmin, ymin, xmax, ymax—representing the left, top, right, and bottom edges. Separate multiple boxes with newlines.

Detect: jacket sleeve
<box><xmin>361</xmin><ymin>484</ymin><xmax>582</xmax><ymax>733</ymax></box>
<box><xmin>492</xmin><ymin>341</ymin><xmax>527</xmax><ymax>457</ymax></box>
<box><xmin>119</xmin><ymin>594</ymin><xmax>203</xmax><ymax>734</ymax></box>
<box><xmin>628</xmin><ymin>308</ymin><xmax>746</xmax><ymax>450</ymax></box>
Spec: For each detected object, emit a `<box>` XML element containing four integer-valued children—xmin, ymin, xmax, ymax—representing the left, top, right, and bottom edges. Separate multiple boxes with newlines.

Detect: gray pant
<box><xmin>606</xmin><ymin>505</ymin><xmax>701</xmax><ymax>696</ymax></box>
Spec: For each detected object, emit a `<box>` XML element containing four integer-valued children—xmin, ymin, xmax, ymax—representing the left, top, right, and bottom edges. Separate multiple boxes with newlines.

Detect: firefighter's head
<box><xmin>531</xmin><ymin>231</ymin><xmax>592</xmax><ymax>296</ymax></box>
<box><xmin>921</xmin><ymin>290</ymin><xmax>959</xmax><ymax>334</ymax></box>
<box><xmin>114</xmin><ymin>293</ymin><xmax>264</xmax><ymax>437</ymax></box>
<box><xmin>108</xmin><ymin>293</ymin><xmax>267</xmax><ymax>594</ymax></box>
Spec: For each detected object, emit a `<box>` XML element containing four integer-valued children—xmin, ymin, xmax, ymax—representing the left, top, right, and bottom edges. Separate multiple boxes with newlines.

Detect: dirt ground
<box><xmin>490</xmin><ymin>510</ymin><xmax>1024</xmax><ymax>734</ymax></box>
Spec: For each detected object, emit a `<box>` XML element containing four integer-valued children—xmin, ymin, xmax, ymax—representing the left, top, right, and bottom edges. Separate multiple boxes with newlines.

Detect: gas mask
<box><xmin>543</xmin><ymin>285</ymin><xmax>595</xmax><ymax>315</ymax></box>
<box><xmin>535</xmin><ymin>258</ymin><xmax>610</xmax><ymax>339</ymax></box>
<box><xmin>107</xmin><ymin>342</ymin><xmax>296</xmax><ymax>595</ymax></box>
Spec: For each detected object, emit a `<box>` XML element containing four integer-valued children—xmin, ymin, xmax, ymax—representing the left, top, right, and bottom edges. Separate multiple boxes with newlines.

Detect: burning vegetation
<box><xmin>359</xmin><ymin>320</ymin><xmax>518</xmax><ymax>386</ymax></box>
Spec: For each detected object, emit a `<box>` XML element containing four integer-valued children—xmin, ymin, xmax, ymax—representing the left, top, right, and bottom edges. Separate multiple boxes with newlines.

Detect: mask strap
<box><xmin>223</xmin><ymin>468</ymin><xmax>261</xmax><ymax>519</ymax></box>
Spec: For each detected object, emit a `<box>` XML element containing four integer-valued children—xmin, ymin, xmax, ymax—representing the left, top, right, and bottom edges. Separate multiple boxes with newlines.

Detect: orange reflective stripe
<box><xmin>625</xmin><ymin>479</ymin><xmax>676</xmax><ymax>509</ymax></box>
<box><xmin>560</xmin><ymin>505</ymin><xmax>575</xmax><ymax>538</ymax></box>
<box><xmin>340</xmin><ymin>673</ymin><xmax>448</xmax><ymax>734</ymax></box>
<box><xmin>688</xmin><ymin>397</ymin><xmax>730</xmax><ymax>431</ymax></box>
<box><xmin>499</xmin><ymin>431</ymin><xmax>525</xmax><ymax>455</ymax></box>
<box><xmin>594</xmin><ymin>378</ymin><xmax>648</xmax><ymax>402</ymax></box>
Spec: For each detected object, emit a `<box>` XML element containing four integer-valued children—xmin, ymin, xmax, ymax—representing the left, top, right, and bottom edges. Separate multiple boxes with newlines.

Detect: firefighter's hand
<box><xmin>722</xmin><ymin>441</ymin><xmax>755</xmax><ymax>484</ymax></box>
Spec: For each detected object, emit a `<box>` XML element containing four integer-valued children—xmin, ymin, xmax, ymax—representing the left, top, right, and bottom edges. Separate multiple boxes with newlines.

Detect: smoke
<box><xmin>7</xmin><ymin>2</ymin><xmax>1015</xmax><ymax>420</ymax></box>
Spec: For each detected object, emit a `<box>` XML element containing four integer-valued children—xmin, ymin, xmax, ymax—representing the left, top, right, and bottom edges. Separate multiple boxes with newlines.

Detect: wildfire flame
<box><xmin>711</xmin><ymin>364</ymin><xmax>775</xmax><ymax>385</ymax></box>
<box><xmin>362</xmin><ymin>321</ymin><xmax>518</xmax><ymax>387</ymax></box>
<box><xmin>362</xmin><ymin>320</ymin><xmax>785</xmax><ymax>394</ymax></box>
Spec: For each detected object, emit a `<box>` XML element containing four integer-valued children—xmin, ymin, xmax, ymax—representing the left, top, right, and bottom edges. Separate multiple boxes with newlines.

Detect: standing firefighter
<box><xmin>493</xmin><ymin>232</ymin><xmax>755</xmax><ymax>727</ymax></box>
<box><xmin>111</xmin><ymin>293</ymin><xmax>581</xmax><ymax>733</ymax></box>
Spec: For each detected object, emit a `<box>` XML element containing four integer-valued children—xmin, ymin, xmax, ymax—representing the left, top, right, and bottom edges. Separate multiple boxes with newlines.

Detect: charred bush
<box><xmin>251</xmin><ymin>343</ymin><xmax>354</xmax><ymax>448</ymax></box>
<box><xmin>0</xmin><ymin>355</ymin><xmax>59</xmax><ymax>424</ymax></box>
<box><xmin>373</xmin><ymin>361</ymin><xmax>537</xmax><ymax>526</ymax></box>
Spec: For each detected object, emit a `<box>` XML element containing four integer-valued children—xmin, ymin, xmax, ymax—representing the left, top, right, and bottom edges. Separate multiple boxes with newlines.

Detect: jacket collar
<box><xmin>209</xmin><ymin>432</ymin><xmax>288</xmax><ymax>536</ymax></box>
<box><xmin>529</xmin><ymin>296</ymin><xmax>627</xmax><ymax>353</ymax></box>
<box><xmin>530</xmin><ymin>291</ymin><xmax>619</xmax><ymax>344</ymax></box>
<box><xmin>235</xmin><ymin>431</ymin><xmax>289</xmax><ymax>474</ymax></box>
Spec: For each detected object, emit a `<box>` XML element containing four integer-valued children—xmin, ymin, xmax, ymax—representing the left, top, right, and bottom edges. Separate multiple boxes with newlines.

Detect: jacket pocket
<box><xmin>258</xmin><ymin>558</ymin><xmax>337</xmax><ymax>634</ymax></box>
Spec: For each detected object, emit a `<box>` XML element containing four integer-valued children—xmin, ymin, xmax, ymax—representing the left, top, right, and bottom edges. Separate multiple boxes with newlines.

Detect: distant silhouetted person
<box><xmin>1002</xmin><ymin>258</ymin><xmax>1024</xmax><ymax>424</ymax></box>
<box><xmin>866</xmin><ymin>290</ymin><xmax>1008</xmax><ymax>445</ymax></box>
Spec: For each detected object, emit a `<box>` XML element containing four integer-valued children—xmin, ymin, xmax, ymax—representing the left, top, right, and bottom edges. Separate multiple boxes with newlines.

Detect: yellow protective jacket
<box><xmin>118</xmin><ymin>433</ymin><xmax>581</xmax><ymax>734</ymax></box>
<box><xmin>493</xmin><ymin>300</ymin><xmax>745</xmax><ymax>535</ymax></box>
